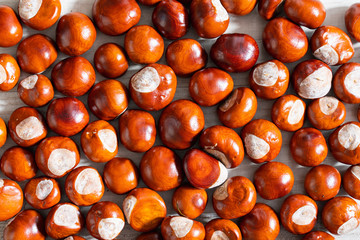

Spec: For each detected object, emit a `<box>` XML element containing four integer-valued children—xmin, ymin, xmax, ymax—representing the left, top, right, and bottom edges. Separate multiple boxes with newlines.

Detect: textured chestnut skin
<box><xmin>258</xmin><ymin>0</ymin><xmax>283</xmax><ymax>20</ymax></box>
<box><xmin>333</xmin><ymin>62</ymin><xmax>360</xmax><ymax>104</ymax></box>
<box><xmin>210</xmin><ymin>34</ymin><xmax>259</xmax><ymax>73</ymax></box>
<box><xmin>304</xmin><ymin>165</ymin><xmax>341</xmax><ymax>201</ymax></box>
<box><xmin>290</xmin><ymin>128</ymin><xmax>328</xmax><ymax>167</ymax></box>
<box><xmin>322</xmin><ymin>196</ymin><xmax>360</xmax><ymax>235</ymax></box>
<box><xmin>0</xmin><ymin>179</ymin><xmax>23</xmax><ymax>221</ymax></box>
<box><xmin>24</xmin><ymin>177</ymin><xmax>61</xmax><ymax>209</ymax></box>
<box><xmin>1</xmin><ymin>147</ymin><xmax>37</xmax><ymax>182</ymax></box>
<box><xmin>18</xmin><ymin>0</ymin><xmax>61</xmax><ymax>30</ymax></box>
<box><xmin>17</xmin><ymin>74</ymin><xmax>54</xmax><ymax>107</ymax></box>
<box><xmin>221</xmin><ymin>0</ymin><xmax>256</xmax><ymax>15</ymax></box>
<box><xmin>51</xmin><ymin>56</ymin><xmax>95</xmax><ymax>97</ymax></box>
<box><xmin>125</xmin><ymin>25</ymin><xmax>164</xmax><ymax>64</ymax></box>
<box><xmin>152</xmin><ymin>0</ymin><xmax>189</xmax><ymax>40</ymax></box>
<box><xmin>254</xmin><ymin>161</ymin><xmax>294</xmax><ymax>200</ymax></box>
<box><xmin>343</xmin><ymin>165</ymin><xmax>360</xmax><ymax>200</ymax></box>
<box><xmin>0</xmin><ymin>117</ymin><xmax>6</xmax><ymax>148</ymax></box>
<box><xmin>92</xmin><ymin>0</ymin><xmax>141</xmax><ymax>36</ymax></box>
<box><xmin>94</xmin><ymin>43</ymin><xmax>128</xmax><ymax>79</ymax></box>
<box><xmin>262</xmin><ymin>17</ymin><xmax>308</xmax><ymax>63</ymax></box>
<box><xmin>0</xmin><ymin>5</ymin><xmax>23</xmax><ymax>47</ymax></box>
<box><xmin>239</xmin><ymin>203</ymin><xmax>280</xmax><ymax>240</ymax></box>
<box><xmin>302</xmin><ymin>231</ymin><xmax>335</xmax><ymax>240</ymax></box>
<box><xmin>159</xmin><ymin>99</ymin><xmax>205</xmax><ymax>149</ymax></box>
<box><xmin>3</xmin><ymin>210</ymin><xmax>45</xmax><ymax>240</ymax></box>
<box><xmin>88</xmin><ymin>79</ymin><xmax>128</xmax><ymax>121</ymax></box>
<box><xmin>47</xmin><ymin>97</ymin><xmax>89</xmax><ymax>137</ymax></box>
<box><xmin>205</xmin><ymin>218</ymin><xmax>242</xmax><ymax>240</ymax></box>
<box><xmin>161</xmin><ymin>216</ymin><xmax>205</xmax><ymax>240</ymax></box>
<box><xmin>172</xmin><ymin>185</ymin><xmax>207</xmax><ymax>219</ymax></box>
<box><xmin>0</xmin><ymin>54</ymin><xmax>20</xmax><ymax>91</ymax></box>
<box><xmin>346</xmin><ymin>4</ymin><xmax>360</xmax><ymax>42</ymax></box>
<box><xmin>56</xmin><ymin>12</ymin><xmax>96</xmax><ymax>56</ymax></box>
<box><xmin>137</xmin><ymin>232</ymin><xmax>163</xmax><ymax>240</ymax></box>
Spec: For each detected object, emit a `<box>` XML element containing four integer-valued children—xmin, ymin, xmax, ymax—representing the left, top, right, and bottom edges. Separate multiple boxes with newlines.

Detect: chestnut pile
<box><xmin>1</xmin><ymin>0</ymin><xmax>360</xmax><ymax>239</ymax></box>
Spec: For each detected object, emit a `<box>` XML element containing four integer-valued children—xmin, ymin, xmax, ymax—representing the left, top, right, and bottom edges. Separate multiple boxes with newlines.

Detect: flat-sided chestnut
<box><xmin>172</xmin><ymin>185</ymin><xmax>207</xmax><ymax>219</ymax></box>
<box><xmin>8</xmin><ymin>107</ymin><xmax>47</xmax><ymax>147</ymax></box>
<box><xmin>221</xmin><ymin>0</ymin><xmax>256</xmax><ymax>15</ymax></box>
<box><xmin>129</xmin><ymin>63</ymin><xmax>177</xmax><ymax>111</ymax></box>
<box><xmin>302</xmin><ymin>231</ymin><xmax>335</xmax><ymax>240</ymax></box>
<box><xmin>205</xmin><ymin>218</ymin><xmax>241</xmax><ymax>240</ymax></box>
<box><xmin>263</xmin><ymin>17</ymin><xmax>308</xmax><ymax>63</ymax></box>
<box><xmin>86</xmin><ymin>201</ymin><xmax>125</xmax><ymax>240</ymax></box>
<box><xmin>346</xmin><ymin>3</ymin><xmax>360</xmax><ymax>42</ymax></box>
<box><xmin>47</xmin><ymin>97</ymin><xmax>89</xmax><ymax>136</ymax></box>
<box><xmin>0</xmin><ymin>54</ymin><xmax>20</xmax><ymax>91</ymax></box>
<box><xmin>123</xmin><ymin>188</ymin><xmax>167</xmax><ymax>232</ymax></box>
<box><xmin>24</xmin><ymin>177</ymin><xmax>61</xmax><ymax>209</ymax></box>
<box><xmin>0</xmin><ymin>5</ymin><xmax>23</xmax><ymax>47</ymax></box>
<box><xmin>241</xmin><ymin>119</ymin><xmax>282</xmax><ymax>163</ymax></box>
<box><xmin>161</xmin><ymin>216</ymin><xmax>205</xmax><ymax>240</ymax></box>
<box><xmin>137</xmin><ymin>232</ymin><xmax>163</xmax><ymax>240</ymax></box>
<box><xmin>280</xmin><ymin>194</ymin><xmax>318</xmax><ymax>234</ymax></box>
<box><xmin>56</xmin><ymin>12</ymin><xmax>96</xmax><ymax>56</ymax></box>
<box><xmin>18</xmin><ymin>0</ymin><xmax>61</xmax><ymax>30</ymax></box>
<box><xmin>343</xmin><ymin>165</ymin><xmax>360</xmax><ymax>200</ymax></box>
<box><xmin>333</xmin><ymin>62</ymin><xmax>360</xmax><ymax>104</ymax></box>
<box><xmin>0</xmin><ymin>178</ymin><xmax>23</xmax><ymax>221</ymax></box>
<box><xmin>239</xmin><ymin>203</ymin><xmax>280</xmax><ymax>240</ymax></box>
<box><xmin>0</xmin><ymin>117</ymin><xmax>6</xmax><ymax>148</ymax></box>
<box><xmin>310</xmin><ymin>26</ymin><xmax>354</xmax><ymax>65</ymax></box>
<box><xmin>35</xmin><ymin>136</ymin><xmax>80</xmax><ymax>178</ymax></box>
<box><xmin>258</xmin><ymin>0</ymin><xmax>283</xmax><ymax>20</ymax></box>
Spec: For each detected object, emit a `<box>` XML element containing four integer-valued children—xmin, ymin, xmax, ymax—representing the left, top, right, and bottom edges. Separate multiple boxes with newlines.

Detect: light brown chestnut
<box><xmin>0</xmin><ymin>5</ymin><xmax>23</xmax><ymax>47</ymax></box>
<box><xmin>333</xmin><ymin>62</ymin><xmax>360</xmax><ymax>104</ymax></box>
<box><xmin>172</xmin><ymin>185</ymin><xmax>207</xmax><ymax>219</ymax></box>
<box><xmin>258</xmin><ymin>0</ymin><xmax>283</xmax><ymax>20</ymax></box>
<box><xmin>221</xmin><ymin>0</ymin><xmax>256</xmax><ymax>15</ymax></box>
<box><xmin>205</xmin><ymin>218</ymin><xmax>242</xmax><ymax>240</ymax></box>
<box><xmin>161</xmin><ymin>216</ymin><xmax>205</xmax><ymax>240</ymax></box>
<box><xmin>345</xmin><ymin>3</ymin><xmax>360</xmax><ymax>42</ymax></box>
<box><xmin>343</xmin><ymin>165</ymin><xmax>360</xmax><ymax>200</ymax></box>
<box><xmin>0</xmin><ymin>54</ymin><xmax>20</xmax><ymax>91</ymax></box>
<box><xmin>0</xmin><ymin>117</ymin><xmax>6</xmax><ymax>148</ymax></box>
<box><xmin>0</xmin><ymin>178</ymin><xmax>23</xmax><ymax>221</ymax></box>
<box><xmin>302</xmin><ymin>231</ymin><xmax>335</xmax><ymax>240</ymax></box>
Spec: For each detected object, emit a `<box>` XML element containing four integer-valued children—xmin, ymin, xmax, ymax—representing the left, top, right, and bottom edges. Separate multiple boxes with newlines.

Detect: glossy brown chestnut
<box><xmin>343</xmin><ymin>165</ymin><xmax>360</xmax><ymax>200</ymax></box>
<box><xmin>333</xmin><ymin>62</ymin><xmax>360</xmax><ymax>104</ymax></box>
<box><xmin>0</xmin><ymin>54</ymin><xmax>20</xmax><ymax>91</ymax></box>
<box><xmin>137</xmin><ymin>232</ymin><xmax>163</xmax><ymax>240</ymax></box>
<box><xmin>262</xmin><ymin>17</ymin><xmax>308</xmax><ymax>63</ymax></box>
<box><xmin>56</xmin><ymin>12</ymin><xmax>96</xmax><ymax>56</ymax></box>
<box><xmin>240</xmin><ymin>119</ymin><xmax>282</xmax><ymax>163</ymax></box>
<box><xmin>18</xmin><ymin>0</ymin><xmax>61</xmax><ymax>30</ymax></box>
<box><xmin>258</xmin><ymin>0</ymin><xmax>283</xmax><ymax>20</ymax></box>
<box><xmin>161</xmin><ymin>216</ymin><xmax>205</xmax><ymax>240</ymax></box>
<box><xmin>24</xmin><ymin>177</ymin><xmax>61</xmax><ymax>209</ymax></box>
<box><xmin>218</xmin><ymin>87</ymin><xmax>257</xmax><ymax>128</ymax></box>
<box><xmin>172</xmin><ymin>185</ymin><xmax>207</xmax><ymax>219</ymax></box>
<box><xmin>0</xmin><ymin>178</ymin><xmax>23</xmax><ymax>221</ymax></box>
<box><xmin>205</xmin><ymin>218</ymin><xmax>242</xmax><ymax>240</ymax></box>
<box><xmin>46</xmin><ymin>97</ymin><xmax>89</xmax><ymax>136</ymax></box>
<box><xmin>346</xmin><ymin>4</ymin><xmax>360</xmax><ymax>42</ymax></box>
<box><xmin>302</xmin><ymin>231</ymin><xmax>335</xmax><ymax>240</ymax></box>
<box><xmin>94</xmin><ymin>43</ymin><xmax>128</xmax><ymax>79</ymax></box>
<box><xmin>280</xmin><ymin>194</ymin><xmax>318</xmax><ymax>235</ymax></box>
<box><xmin>1</xmin><ymin>146</ymin><xmax>37</xmax><ymax>182</ymax></box>
<box><xmin>0</xmin><ymin>117</ymin><xmax>6</xmax><ymax>148</ymax></box>
<box><xmin>310</xmin><ymin>26</ymin><xmax>354</xmax><ymax>65</ymax></box>
<box><xmin>8</xmin><ymin>107</ymin><xmax>47</xmax><ymax>147</ymax></box>
<box><xmin>51</xmin><ymin>56</ymin><xmax>95</xmax><ymax>97</ymax></box>
<box><xmin>0</xmin><ymin>5</ymin><xmax>23</xmax><ymax>47</ymax></box>
<box><xmin>322</xmin><ymin>196</ymin><xmax>360</xmax><ymax>235</ymax></box>
<box><xmin>17</xmin><ymin>74</ymin><xmax>54</xmax><ymax>107</ymax></box>
<box><xmin>92</xmin><ymin>0</ymin><xmax>141</xmax><ymax>35</ymax></box>
<box><xmin>221</xmin><ymin>0</ymin><xmax>256</xmax><ymax>15</ymax></box>
<box><xmin>239</xmin><ymin>203</ymin><xmax>280</xmax><ymax>240</ymax></box>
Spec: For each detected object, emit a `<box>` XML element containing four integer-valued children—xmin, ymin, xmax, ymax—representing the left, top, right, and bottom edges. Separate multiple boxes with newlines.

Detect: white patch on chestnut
<box><xmin>253</xmin><ymin>62</ymin><xmax>279</xmax><ymax>87</ymax></box>
<box><xmin>244</xmin><ymin>134</ymin><xmax>270</xmax><ymax>160</ymax></box>
<box><xmin>213</xmin><ymin>179</ymin><xmax>229</xmax><ymax>201</ymax></box>
<box><xmin>131</xmin><ymin>67</ymin><xmax>160</xmax><ymax>93</ymax></box>
<box><xmin>74</xmin><ymin>168</ymin><xmax>102</xmax><ymax>195</ymax></box>
<box><xmin>351</xmin><ymin>166</ymin><xmax>360</xmax><ymax>181</ymax></box>
<box><xmin>53</xmin><ymin>204</ymin><xmax>80</xmax><ymax>227</ymax></box>
<box><xmin>98</xmin><ymin>218</ymin><xmax>124</xmax><ymax>240</ymax></box>
<box><xmin>313</xmin><ymin>45</ymin><xmax>339</xmax><ymax>65</ymax></box>
<box><xmin>19</xmin><ymin>0</ymin><xmax>43</xmax><ymax>20</ymax></box>
<box><xmin>20</xmin><ymin>75</ymin><xmax>38</xmax><ymax>89</ymax></box>
<box><xmin>291</xmin><ymin>205</ymin><xmax>317</xmax><ymax>226</ymax></box>
<box><xmin>211</xmin><ymin>0</ymin><xmax>229</xmax><ymax>22</ymax></box>
<box><xmin>319</xmin><ymin>97</ymin><xmax>339</xmax><ymax>115</ymax></box>
<box><xmin>123</xmin><ymin>195</ymin><xmax>137</xmax><ymax>224</ymax></box>
<box><xmin>0</xmin><ymin>64</ymin><xmax>6</xmax><ymax>84</ymax></box>
<box><xmin>204</xmin><ymin>147</ymin><xmax>230</xmax><ymax>168</ymax></box>
<box><xmin>344</xmin><ymin>69</ymin><xmax>360</xmax><ymax>98</ymax></box>
<box><xmin>287</xmin><ymin>100</ymin><xmax>305</xmax><ymax>125</ymax></box>
<box><xmin>64</xmin><ymin>237</ymin><xmax>74</xmax><ymax>240</ymax></box>
<box><xmin>98</xmin><ymin>129</ymin><xmax>117</xmax><ymax>153</ymax></box>
<box><xmin>219</xmin><ymin>90</ymin><xmax>237</xmax><ymax>112</ymax></box>
<box><xmin>298</xmin><ymin>67</ymin><xmax>332</xmax><ymax>99</ymax></box>
<box><xmin>211</xmin><ymin>230</ymin><xmax>229</xmax><ymax>240</ymax></box>
<box><xmin>15</xmin><ymin>116</ymin><xmax>44</xmax><ymax>140</ymax></box>
<box><xmin>338</xmin><ymin>124</ymin><xmax>360</xmax><ymax>150</ymax></box>
<box><xmin>337</xmin><ymin>217</ymin><xmax>359</xmax><ymax>235</ymax></box>
<box><xmin>0</xmin><ymin>179</ymin><xmax>3</xmax><ymax>188</ymax></box>
<box><xmin>36</xmin><ymin>179</ymin><xmax>53</xmax><ymax>200</ymax></box>
<box><xmin>209</xmin><ymin>161</ymin><xmax>228</xmax><ymax>189</ymax></box>
<box><xmin>48</xmin><ymin>148</ymin><xmax>76</xmax><ymax>176</ymax></box>
<box><xmin>170</xmin><ymin>216</ymin><xmax>193</xmax><ymax>238</ymax></box>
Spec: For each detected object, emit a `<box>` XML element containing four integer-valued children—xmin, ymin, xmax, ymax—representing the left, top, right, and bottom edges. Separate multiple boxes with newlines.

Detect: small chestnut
<box><xmin>0</xmin><ymin>178</ymin><xmax>23</xmax><ymax>221</ymax></box>
<box><xmin>221</xmin><ymin>0</ymin><xmax>256</xmax><ymax>15</ymax></box>
<box><xmin>343</xmin><ymin>165</ymin><xmax>360</xmax><ymax>200</ymax></box>
<box><xmin>258</xmin><ymin>0</ymin><xmax>283</xmax><ymax>20</ymax></box>
<box><xmin>333</xmin><ymin>62</ymin><xmax>360</xmax><ymax>104</ymax></box>
<box><xmin>0</xmin><ymin>5</ymin><xmax>23</xmax><ymax>47</ymax></box>
<box><xmin>0</xmin><ymin>54</ymin><xmax>20</xmax><ymax>91</ymax></box>
<box><xmin>302</xmin><ymin>231</ymin><xmax>335</xmax><ymax>240</ymax></box>
<box><xmin>345</xmin><ymin>3</ymin><xmax>360</xmax><ymax>42</ymax></box>
<box><xmin>172</xmin><ymin>185</ymin><xmax>207</xmax><ymax>219</ymax></box>
<box><xmin>0</xmin><ymin>117</ymin><xmax>6</xmax><ymax>148</ymax></box>
<box><xmin>205</xmin><ymin>218</ymin><xmax>242</xmax><ymax>240</ymax></box>
<box><xmin>161</xmin><ymin>216</ymin><xmax>205</xmax><ymax>240</ymax></box>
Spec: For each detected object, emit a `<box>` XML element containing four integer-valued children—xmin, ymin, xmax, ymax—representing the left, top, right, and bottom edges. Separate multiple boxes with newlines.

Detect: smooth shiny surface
<box><xmin>0</xmin><ymin>5</ymin><xmax>22</xmax><ymax>47</ymax></box>
<box><xmin>0</xmin><ymin>54</ymin><xmax>20</xmax><ymax>91</ymax></box>
<box><xmin>172</xmin><ymin>185</ymin><xmax>207</xmax><ymax>219</ymax></box>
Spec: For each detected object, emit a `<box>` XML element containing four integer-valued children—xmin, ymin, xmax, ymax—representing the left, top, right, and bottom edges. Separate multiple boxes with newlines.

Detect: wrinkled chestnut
<box><xmin>346</xmin><ymin>3</ymin><xmax>360</xmax><ymax>42</ymax></box>
<box><xmin>302</xmin><ymin>231</ymin><xmax>335</xmax><ymax>240</ymax></box>
<box><xmin>0</xmin><ymin>178</ymin><xmax>23</xmax><ymax>221</ymax></box>
<box><xmin>0</xmin><ymin>5</ymin><xmax>23</xmax><ymax>47</ymax></box>
<box><xmin>258</xmin><ymin>0</ymin><xmax>283</xmax><ymax>20</ymax></box>
<box><xmin>205</xmin><ymin>218</ymin><xmax>242</xmax><ymax>240</ymax></box>
<box><xmin>221</xmin><ymin>0</ymin><xmax>256</xmax><ymax>15</ymax></box>
<box><xmin>343</xmin><ymin>165</ymin><xmax>360</xmax><ymax>200</ymax></box>
<box><xmin>0</xmin><ymin>117</ymin><xmax>6</xmax><ymax>148</ymax></box>
<box><xmin>161</xmin><ymin>216</ymin><xmax>205</xmax><ymax>240</ymax></box>
<box><xmin>333</xmin><ymin>62</ymin><xmax>360</xmax><ymax>104</ymax></box>
<box><xmin>0</xmin><ymin>54</ymin><xmax>20</xmax><ymax>91</ymax></box>
<box><xmin>172</xmin><ymin>185</ymin><xmax>207</xmax><ymax>219</ymax></box>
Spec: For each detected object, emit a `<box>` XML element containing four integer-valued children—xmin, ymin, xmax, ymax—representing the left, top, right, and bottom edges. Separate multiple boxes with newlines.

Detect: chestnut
<box><xmin>81</xmin><ymin>120</ymin><xmax>118</xmax><ymax>163</ymax></box>
<box><xmin>159</xmin><ymin>99</ymin><xmax>204</xmax><ymax>149</ymax></box>
<box><xmin>92</xmin><ymin>0</ymin><xmax>141</xmax><ymax>36</ymax></box>
<box><xmin>124</xmin><ymin>25</ymin><xmax>164</xmax><ymax>64</ymax></box>
<box><xmin>94</xmin><ymin>43</ymin><xmax>128</xmax><ymax>79</ymax></box>
<box><xmin>239</xmin><ymin>203</ymin><xmax>280</xmax><ymax>240</ymax></box>
<box><xmin>213</xmin><ymin>176</ymin><xmax>256</xmax><ymax>219</ymax></box>
<box><xmin>221</xmin><ymin>0</ymin><xmax>256</xmax><ymax>15</ymax></box>
<box><xmin>3</xmin><ymin>210</ymin><xmax>45</xmax><ymax>240</ymax></box>
<box><xmin>183</xmin><ymin>149</ymin><xmax>228</xmax><ymax>189</ymax></box>
<box><xmin>302</xmin><ymin>231</ymin><xmax>335</xmax><ymax>240</ymax></box>
<box><xmin>1</xmin><ymin>146</ymin><xmax>37</xmax><ymax>182</ymax></box>
<box><xmin>88</xmin><ymin>79</ymin><xmax>128</xmax><ymax>121</ymax></box>
<box><xmin>138</xmin><ymin>0</ymin><xmax>161</xmax><ymax>5</ymax></box>
<box><xmin>45</xmin><ymin>202</ymin><xmax>84</xmax><ymax>239</ymax></box>
<box><xmin>17</xmin><ymin>74</ymin><xmax>54</xmax><ymax>107</ymax></box>
<box><xmin>0</xmin><ymin>5</ymin><xmax>23</xmax><ymax>47</ymax></box>
<box><xmin>333</xmin><ymin>62</ymin><xmax>360</xmax><ymax>104</ymax></box>
<box><xmin>0</xmin><ymin>178</ymin><xmax>23</xmax><ymax>221</ymax></box>
<box><xmin>0</xmin><ymin>117</ymin><xmax>6</xmax><ymax>148</ymax></box>
<box><xmin>0</xmin><ymin>54</ymin><xmax>20</xmax><ymax>91</ymax></box>
<box><xmin>172</xmin><ymin>185</ymin><xmax>207</xmax><ymax>219</ymax></box>
<box><xmin>253</xmin><ymin>161</ymin><xmax>294</xmax><ymax>200</ymax></box>
<box><xmin>123</xmin><ymin>188</ymin><xmax>167</xmax><ymax>232</ymax></box>
<box><xmin>345</xmin><ymin>3</ymin><xmax>360</xmax><ymax>42</ymax></box>
<box><xmin>322</xmin><ymin>196</ymin><xmax>360</xmax><ymax>235</ymax></box>
<box><xmin>56</xmin><ymin>12</ymin><xmax>96</xmax><ymax>56</ymax></box>
<box><xmin>86</xmin><ymin>201</ymin><xmax>125</xmax><ymax>240</ymax></box>
<box><xmin>343</xmin><ymin>165</ymin><xmax>360</xmax><ymax>200</ymax></box>
<box><xmin>218</xmin><ymin>87</ymin><xmax>257</xmax><ymax>128</ymax></box>
<box><xmin>307</xmin><ymin>96</ymin><xmax>346</xmax><ymax>130</ymax></box>
<box><xmin>161</xmin><ymin>216</ymin><xmax>205</xmax><ymax>240</ymax></box>
<box><xmin>310</xmin><ymin>26</ymin><xmax>354</xmax><ymax>66</ymax></box>
<box><xmin>190</xmin><ymin>0</ymin><xmax>229</xmax><ymax>38</ymax></box>
<box><xmin>8</xmin><ymin>107</ymin><xmax>47</xmax><ymax>147</ymax></box>
<box><xmin>240</xmin><ymin>119</ymin><xmax>282</xmax><ymax>163</ymax></box>
<box><xmin>189</xmin><ymin>68</ymin><xmax>233</xmax><ymax>106</ymax></box>
<box><xmin>18</xmin><ymin>0</ymin><xmax>61</xmax><ymax>30</ymax></box>
<box><xmin>262</xmin><ymin>17</ymin><xmax>308</xmax><ymax>63</ymax></box>
<box><xmin>258</xmin><ymin>0</ymin><xmax>283</xmax><ymax>20</ymax></box>
<box><xmin>65</xmin><ymin>166</ymin><xmax>105</xmax><ymax>206</ymax></box>
<box><xmin>51</xmin><ymin>56</ymin><xmax>95</xmax><ymax>97</ymax></box>
<box><xmin>304</xmin><ymin>165</ymin><xmax>341</xmax><ymax>201</ymax></box>
<box><xmin>280</xmin><ymin>194</ymin><xmax>318</xmax><ymax>234</ymax></box>
<box><xmin>24</xmin><ymin>177</ymin><xmax>61</xmax><ymax>210</ymax></box>
<box><xmin>46</xmin><ymin>97</ymin><xmax>89</xmax><ymax>137</ymax></box>
<box><xmin>35</xmin><ymin>136</ymin><xmax>80</xmax><ymax>178</ymax></box>
<box><xmin>64</xmin><ymin>236</ymin><xmax>86</xmax><ymax>240</ymax></box>
<box><xmin>129</xmin><ymin>63</ymin><xmax>177</xmax><ymax>111</ymax></box>
<box><xmin>205</xmin><ymin>218</ymin><xmax>241</xmax><ymax>240</ymax></box>
<box><xmin>249</xmin><ymin>59</ymin><xmax>289</xmax><ymax>99</ymax></box>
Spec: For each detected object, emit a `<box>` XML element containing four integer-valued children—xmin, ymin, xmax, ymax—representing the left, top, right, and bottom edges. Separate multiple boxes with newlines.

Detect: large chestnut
<box><xmin>172</xmin><ymin>185</ymin><xmax>207</xmax><ymax>219</ymax></box>
<box><xmin>343</xmin><ymin>165</ymin><xmax>360</xmax><ymax>200</ymax></box>
<box><xmin>0</xmin><ymin>117</ymin><xmax>6</xmax><ymax>148</ymax></box>
<box><xmin>0</xmin><ymin>5</ymin><xmax>23</xmax><ymax>47</ymax></box>
<box><xmin>0</xmin><ymin>54</ymin><xmax>20</xmax><ymax>91</ymax></box>
<box><xmin>205</xmin><ymin>218</ymin><xmax>241</xmax><ymax>240</ymax></box>
<box><xmin>221</xmin><ymin>0</ymin><xmax>256</xmax><ymax>15</ymax></box>
<box><xmin>161</xmin><ymin>216</ymin><xmax>205</xmax><ymax>240</ymax></box>
<box><xmin>258</xmin><ymin>0</ymin><xmax>283</xmax><ymax>20</ymax></box>
<box><xmin>0</xmin><ymin>178</ymin><xmax>23</xmax><ymax>221</ymax></box>
<box><xmin>345</xmin><ymin>3</ymin><xmax>360</xmax><ymax>42</ymax></box>
<box><xmin>333</xmin><ymin>62</ymin><xmax>360</xmax><ymax>104</ymax></box>
<box><xmin>302</xmin><ymin>231</ymin><xmax>335</xmax><ymax>240</ymax></box>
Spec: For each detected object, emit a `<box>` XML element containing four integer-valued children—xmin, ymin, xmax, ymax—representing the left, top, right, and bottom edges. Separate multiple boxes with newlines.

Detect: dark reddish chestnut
<box><xmin>258</xmin><ymin>0</ymin><xmax>283</xmax><ymax>20</ymax></box>
<box><xmin>0</xmin><ymin>178</ymin><xmax>23</xmax><ymax>221</ymax></box>
<box><xmin>333</xmin><ymin>62</ymin><xmax>360</xmax><ymax>104</ymax></box>
<box><xmin>0</xmin><ymin>5</ymin><xmax>23</xmax><ymax>47</ymax></box>
<box><xmin>302</xmin><ymin>231</ymin><xmax>335</xmax><ymax>240</ymax></box>
<box><xmin>343</xmin><ymin>165</ymin><xmax>360</xmax><ymax>200</ymax></box>
<box><xmin>138</xmin><ymin>0</ymin><xmax>161</xmax><ymax>5</ymax></box>
<box><xmin>346</xmin><ymin>3</ymin><xmax>360</xmax><ymax>42</ymax></box>
<box><xmin>0</xmin><ymin>54</ymin><xmax>20</xmax><ymax>91</ymax></box>
<box><xmin>161</xmin><ymin>216</ymin><xmax>205</xmax><ymax>240</ymax></box>
<box><xmin>172</xmin><ymin>185</ymin><xmax>207</xmax><ymax>219</ymax></box>
<box><xmin>205</xmin><ymin>218</ymin><xmax>242</xmax><ymax>240</ymax></box>
<box><xmin>0</xmin><ymin>117</ymin><xmax>6</xmax><ymax>148</ymax></box>
<box><xmin>221</xmin><ymin>0</ymin><xmax>256</xmax><ymax>15</ymax></box>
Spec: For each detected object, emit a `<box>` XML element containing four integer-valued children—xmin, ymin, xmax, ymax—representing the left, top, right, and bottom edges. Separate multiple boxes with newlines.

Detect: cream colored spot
<box><xmin>15</xmin><ymin>116</ymin><xmax>44</xmax><ymax>140</ymax></box>
<box><xmin>53</xmin><ymin>204</ymin><xmax>80</xmax><ymax>228</ymax></box>
<box><xmin>209</xmin><ymin>161</ymin><xmax>228</xmax><ymax>189</ymax></box>
<box><xmin>0</xmin><ymin>65</ymin><xmax>6</xmax><ymax>84</ymax></box>
<box><xmin>48</xmin><ymin>149</ymin><xmax>76</xmax><ymax>176</ymax></box>
<box><xmin>170</xmin><ymin>217</ymin><xmax>193</xmax><ymax>238</ymax></box>
<box><xmin>74</xmin><ymin>168</ymin><xmax>102</xmax><ymax>195</ymax></box>
<box><xmin>314</xmin><ymin>45</ymin><xmax>339</xmax><ymax>65</ymax></box>
<box><xmin>253</xmin><ymin>62</ymin><xmax>279</xmax><ymax>87</ymax></box>
<box><xmin>19</xmin><ymin>0</ymin><xmax>42</xmax><ymax>20</ymax></box>
<box><xmin>98</xmin><ymin>129</ymin><xmax>117</xmax><ymax>153</ymax></box>
<box><xmin>20</xmin><ymin>75</ymin><xmax>38</xmax><ymax>89</ymax></box>
<box><xmin>344</xmin><ymin>69</ymin><xmax>360</xmax><ymax>98</ymax></box>
<box><xmin>64</xmin><ymin>237</ymin><xmax>74</xmax><ymax>240</ymax></box>
<box><xmin>123</xmin><ymin>195</ymin><xmax>137</xmax><ymax>224</ymax></box>
<box><xmin>0</xmin><ymin>179</ymin><xmax>3</xmax><ymax>188</ymax></box>
<box><xmin>338</xmin><ymin>124</ymin><xmax>360</xmax><ymax>150</ymax></box>
<box><xmin>291</xmin><ymin>205</ymin><xmax>317</xmax><ymax>226</ymax></box>
<box><xmin>219</xmin><ymin>90</ymin><xmax>237</xmax><ymax>112</ymax></box>
<box><xmin>204</xmin><ymin>148</ymin><xmax>230</xmax><ymax>168</ymax></box>
<box><xmin>213</xmin><ymin>179</ymin><xmax>229</xmax><ymax>201</ymax></box>
<box><xmin>351</xmin><ymin>166</ymin><xmax>360</xmax><ymax>181</ymax></box>
<box><xmin>98</xmin><ymin>218</ymin><xmax>124</xmax><ymax>240</ymax></box>
<box><xmin>36</xmin><ymin>179</ymin><xmax>53</xmax><ymax>200</ymax></box>
<box><xmin>319</xmin><ymin>97</ymin><xmax>339</xmax><ymax>115</ymax></box>
<box><xmin>337</xmin><ymin>218</ymin><xmax>359</xmax><ymax>235</ymax></box>
<box><xmin>211</xmin><ymin>230</ymin><xmax>230</xmax><ymax>240</ymax></box>
<box><xmin>287</xmin><ymin>100</ymin><xmax>305</xmax><ymax>125</ymax></box>
<box><xmin>244</xmin><ymin>134</ymin><xmax>270</xmax><ymax>159</ymax></box>
<box><xmin>211</xmin><ymin>0</ymin><xmax>229</xmax><ymax>22</ymax></box>
<box><xmin>298</xmin><ymin>67</ymin><xmax>332</xmax><ymax>99</ymax></box>
<box><xmin>131</xmin><ymin>67</ymin><xmax>160</xmax><ymax>93</ymax></box>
